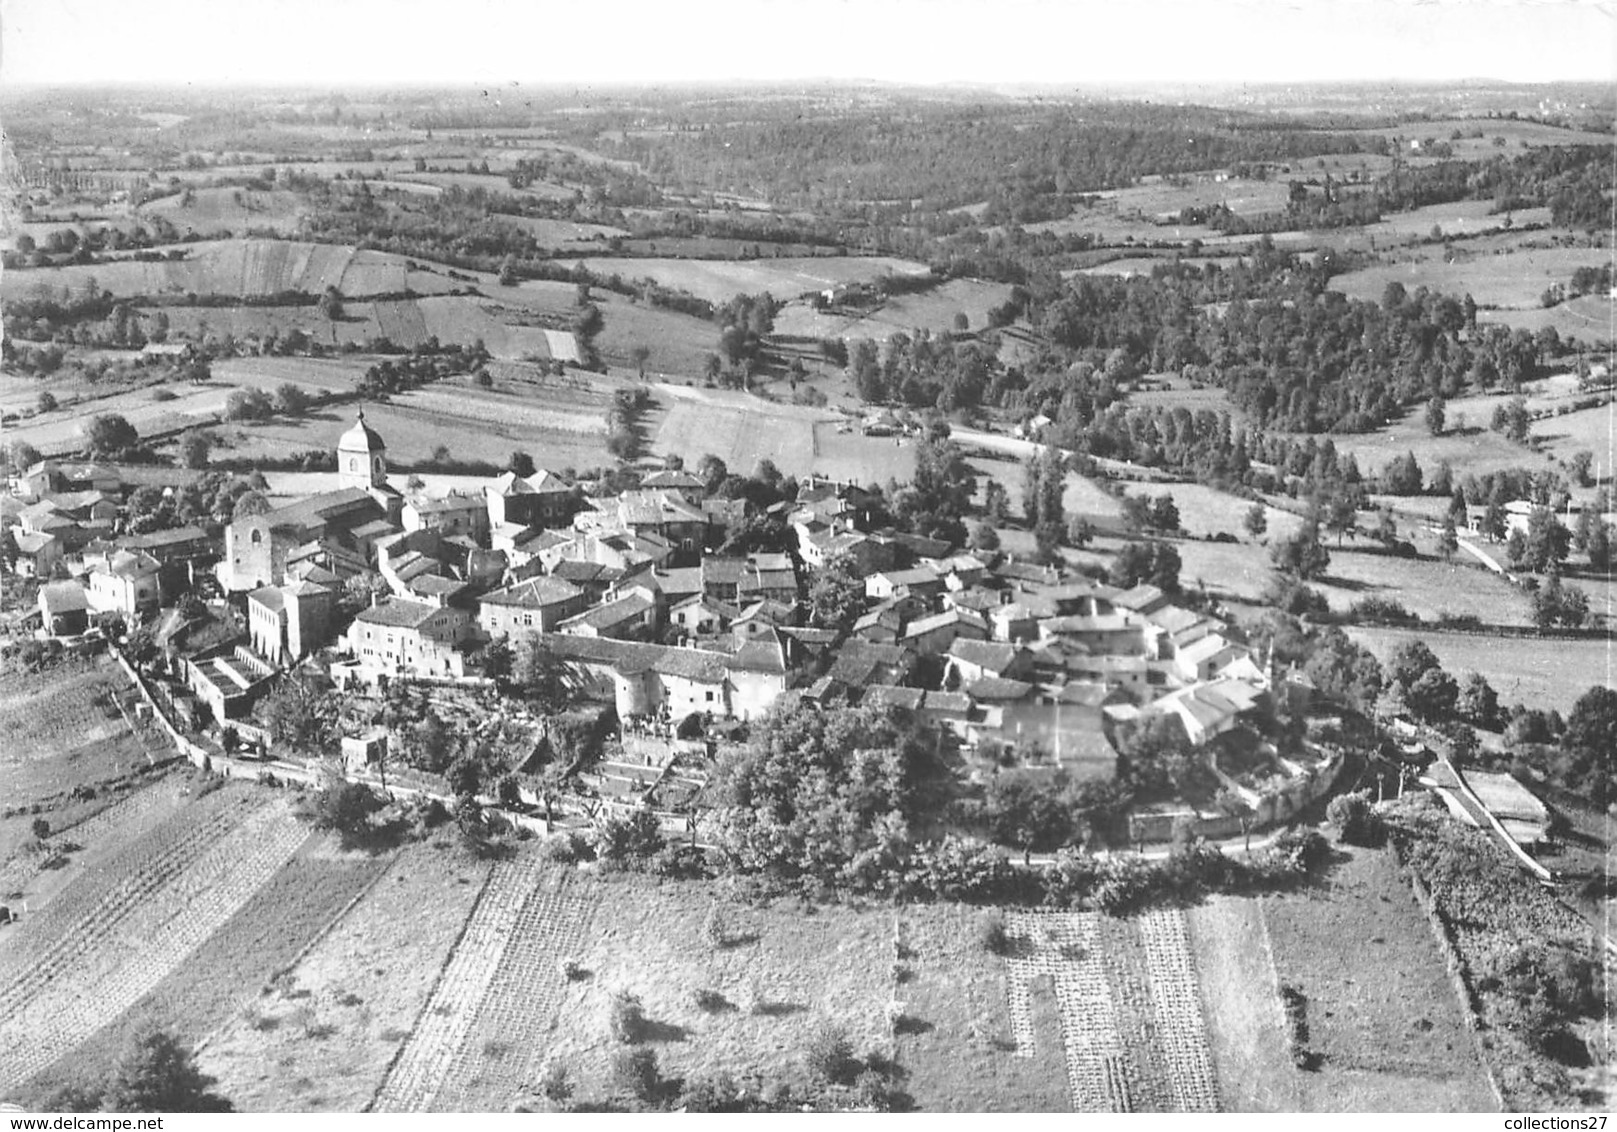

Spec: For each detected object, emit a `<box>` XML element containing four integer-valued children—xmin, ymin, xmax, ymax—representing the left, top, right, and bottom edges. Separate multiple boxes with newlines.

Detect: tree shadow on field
<box><xmin>642</xmin><ymin>1018</ymin><xmax>691</xmax><ymax>1043</ymax></box>
<box><xmin>751</xmin><ymin>1000</ymin><xmax>808</xmax><ymax>1018</ymax></box>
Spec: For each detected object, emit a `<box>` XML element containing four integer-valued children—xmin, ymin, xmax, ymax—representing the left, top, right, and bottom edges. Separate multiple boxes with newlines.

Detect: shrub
<box><xmin>537</xmin><ymin>1060</ymin><xmax>572</xmax><ymax>1106</ymax></box>
<box><xmin>802</xmin><ymin>1019</ymin><xmax>856</xmax><ymax>1085</ymax></box>
<box><xmin>701</xmin><ymin>903</ymin><xmax>728</xmax><ymax>949</ymax></box>
<box><xmin>1279</xmin><ymin>983</ymin><xmax>1320</xmax><ymax>1070</ymax></box>
<box><xmin>693</xmin><ymin>987</ymin><xmax>730</xmax><ymax>1013</ymax></box>
<box><xmin>611</xmin><ymin>1047</ymin><xmax>661</xmax><ymax>1104</ymax></box>
<box><xmin>978</xmin><ymin>911</ymin><xmax>1012</xmax><ymax>956</ymax></box>
<box><xmin>1326</xmin><ymin>791</ymin><xmax>1382</xmax><ymax>846</ymax></box>
<box><xmin>607</xmin><ymin>989</ymin><xmax>648</xmax><ymax>1044</ymax></box>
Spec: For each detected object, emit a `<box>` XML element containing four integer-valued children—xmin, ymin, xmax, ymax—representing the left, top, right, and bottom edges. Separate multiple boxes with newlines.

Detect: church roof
<box><xmin>338</xmin><ymin>410</ymin><xmax>386</xmax><ymax>453</ymax></box>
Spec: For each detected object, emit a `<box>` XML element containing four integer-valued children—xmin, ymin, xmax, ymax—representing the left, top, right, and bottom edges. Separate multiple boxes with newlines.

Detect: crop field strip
<box><xmin>431</xmin><ymin>874</ymin><xmax>593</xmax><ymax>1110</ymax></box>
<box><xmin>369</xmin><ymin>856</ymin><xmax>541</xmax><ymax>1112</ymax></box>
<box><xmin>0</xmin><ymin>780</ymin><xmax>175</xmax><ymax>899</ymax></box>
<box><xmin>1001</xmin><ymin>909</ymin><xmax>1218</xmax><ymax>1113</ymax></box>
<box><xmin>1138</xmin><ymin>909</ymin><xmax>1219</xmax><ymax>1112</ymax></box>
<box><xmin>0</xmin><ymin>796</ymin><xmax>309</xmax><ymax>1091</ymax></box>
<box><xmin>1004</xmin><ymin>910</ymin><xmax>1131</xmax><ymax>1112</ymax></box>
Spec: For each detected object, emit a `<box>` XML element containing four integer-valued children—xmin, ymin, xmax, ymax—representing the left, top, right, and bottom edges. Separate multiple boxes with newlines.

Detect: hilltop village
<box><xmin>9</xmin><ymin>411</ymin><xmax>1313</xmax><ymax>841</ymax></box>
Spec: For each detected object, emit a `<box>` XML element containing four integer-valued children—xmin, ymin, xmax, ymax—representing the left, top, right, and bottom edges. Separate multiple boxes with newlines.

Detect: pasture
<box><xmin>1310</xmin><ymin>547</ymin><xmax>1532</xmax><ymax>626</ymax></box>
<box><xmin>771</xmin><ymin>278</ymin><xmax>1014</xmax><ymax>340</ymax></box>
<box><xmin>217</xmin><ymin>370</ymin><xmax>620</xmax><ymax>471</ymax></box>
<box><xmin>9</xmin><ymin>356</ymin><xmax>369</xmax><ymax>457</ymax></box>
<box><xmin>1488</xmin><ymin>295</ymin><xmax>1616</xmax><ymax>345</ymax></box>
<box><xmin>1528</xmin><ymin>401</ymin><xmax>1617</xmax><ymax>473</ymax></box>
<box><xmin>1300</xmin><ymin>404</ymin><xmax>1561</xmax><ymax>482</ymax></box>
<box><xmin>1327</xmin><ymin>244</ymin><xmax>1608</xmax><ymax>310</ymax></box>
<box><xmin>2</xmin><ymin>240</ymin><xmax>467</xmax><ymax>304</ymax></box>
<box><xmin>1260</xmin><ymin>848</ymin><xmax>1496</xmax><ymax>1111</ymax></box>
<box><xmin>571</xmin><ymin>255</ymin><xmax>932</xmax><ymax>306</ymax></box>
<box><xmin>139</xmin><ymin>187</ymin><xmax>308</xmax><ymax>237</ymax></box>
<box><xmin>1114</xmin><ymin>481</ymin><xmax>1303</xmax><ymax>542</ymax></box>
<box><xmin>1344</xmin><ymin>626</ymin><xmax>1614</xmax><ymax>715</ymax></box>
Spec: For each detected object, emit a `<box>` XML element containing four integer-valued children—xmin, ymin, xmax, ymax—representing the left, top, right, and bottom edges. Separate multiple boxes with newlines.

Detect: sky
<box><xmin>0</xmin><ymin>0</ymin><xmax>1612</xmax><ymax>88</ymax></box>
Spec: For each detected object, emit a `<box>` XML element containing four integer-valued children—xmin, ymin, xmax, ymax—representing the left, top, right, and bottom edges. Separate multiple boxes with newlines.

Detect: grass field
<box><xmin>1487</xmin><ymin>295</ymin><xmax>1616</xmax><ymax>344</ymax></box>
<box><xmin>140</xmin><ymin>187</ymin><xmax>308</xmax><ymax>237</ymax></box>
<box><xmin>571</xmin><ymin>255</ymin><xmax>932</xmax><ymax>306</ymax></box>
<box><xmin>771</xmin><ymin>278</ymin><xmax>1014</xmax><ymax>340</ymax></box>
<box><xmin>1261</xmin><ymin>847</ymin><xmax>1495</xmax><ymax>1111</ymax></box>
<box><xmin>1114</xmin><ymin>480</ymin><xmax>1304</xmax><ymax>542</ymax></box>
<box><xmin>24</xmin><ymin>831</ymin><xmax>384</xmax><ymax>1102</ymax></box>
<box><xmin>1310</xmin><ymin>546</ymin><xmax>1532</xmax><ymax>626</ymax></box>
<box><xmin>1297</xmin><ymin>410</ymin><xmax>1561</xmax><ymax>483</ymax></box>
<box><xmin>11</xmin><ymin>355</ymin><xmax>371</xmax><ymax>457</ymax></box>
<box><xmin>1328</xmin><ymin>245</ymin><xmax>1609</xmax><ymax>310</ymax></box>
<box><xmin>200</xmin><ymin>840</ymin><xmax>492</xmax><ymax>1112</ymax></box>
<box><xmin>218</xmin><ymin>370</ymin><xmax>620</xmax><ymax>470</ymax></box>
<box><xmin>1529</xmin><ymin>401</ymin><xmax>1617</xmax><ymax>473</ymax></box>
<box><xmin>1344</xmin><ymin>626</ymin><xmax>1615</xmax><ymax>714</ymax></box>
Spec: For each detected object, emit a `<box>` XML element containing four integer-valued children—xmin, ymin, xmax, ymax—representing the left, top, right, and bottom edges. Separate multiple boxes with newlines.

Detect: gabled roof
<box><xmin>729</xmin><ymin>638</ymin><xmax>787</xmax><ymax>674</ymax></box>
<box><xmin>40</xmin><ymin>582</ymin><xmax>88</xmax><ymax>614</ymax></box>
<box><xmin>1177</xmin><ymin>633</ymin><xmax>1238</xmax><ymax>665</ymax></box>
<box><xmin>864</xmin><ymin>685</ymin><xmax>924</xmax><ymax>711</ymax></box>
<box><xmin>966</xmin><ymin>676</ymin><xmax>1036</xmax><ymax>702</ymax></box>
<box><xmin>481</xmin><ymin>574</ymin><xmax>585</xmax><ymax>609</ymax></box>
<box><xmin>947</xmin><ymin>638</ymin><xmax>1020</xmax><ymax>673</ymax></box>
<box><xmin>641</xmin><ymin>469</ymin><xmax>705</xmax><ymax>491</ymax></box>
<box><xmin>248</xmin><ymin>585</ymin><xmax>286</xmax><ymax>613</ymax></box>
<box><xmin>356</xmin><ymin>598</ymin><xmax>445</xmax><ymax>629</ymax></box>
<box><xmin>12</xmin><ymin>530</ymin><xmax>58</xmax><ymax>554</ymax></box>
<box><xmin>561</xmin><ymin>591</ymin><xmax>655</xmax><ymax>632</ymax></box>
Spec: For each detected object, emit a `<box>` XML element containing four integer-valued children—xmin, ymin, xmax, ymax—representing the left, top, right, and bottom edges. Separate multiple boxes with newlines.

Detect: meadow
<box><xmin>1344</xmin><ymin>626</ymin><xmax>1614</xmax><ymax>714</ymax></box>
<box><xmin>1488</xmin><ymin>295</ymin><xmax>1615</xmax><ymax>344</ymax></box>
<box><xmin>139</xmin><ymin>187</ymin><xmax>308</xmax><ymax>237</ymax></box>
<box><xmin>771</xmin><ymin>278</ymin><xmax>1014</xmax><ymax>340</ymax></box>
<box><xmin>571</xmin><ymin>255</ymin><xmax>932</xmax><ymax>306</ymax></box>
<box><xmin>1327</xmin><ymin>243</ymin><xmax>1608</xmax><ymax>310</ymax></box>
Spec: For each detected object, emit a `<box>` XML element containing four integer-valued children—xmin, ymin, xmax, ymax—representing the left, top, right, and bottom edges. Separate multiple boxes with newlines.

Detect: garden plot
<box><xmin>999</xmin><ymin>909</ymin><xmax>1217</xmax><ymax>1113</ymax></box>
<box><xmin>0</xmin><ymin>793</ymin><xmax>307</xmax><ymax>1094</ymax></box>
<box><xmin>371</xmin><ymin>856</ymin><xmax>542</xmax><ymax>1112</ymax></box>
<box><xmin>430</xmin><ymin>874</ymin><xmax>593</xmax><ymax>1111</ymax></box>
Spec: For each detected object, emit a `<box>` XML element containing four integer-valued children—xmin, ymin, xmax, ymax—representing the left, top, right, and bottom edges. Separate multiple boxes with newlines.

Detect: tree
<box><xmin>696</xmin><ymin>453</ymin><xmax>728</xmax><ymax>493</ymax></box>
<box><xmin>806</xmin><ymin>553</ymin><xmax>866</xmax><ymax>633</ymax></box>
<box><xmin>1456</xmin><ymin>672</ymin><xmax>1500</xmax><ymax>728</ymax></box>
<box><xmin>273</xmin><ymin>382</ymin><xmax>311</xmax><ymax>415</ymax></box>
<box><xmin>1586</xmin><ymin>520</ymin><xmax>1612</xmax><ymax>572</ymax></box>
<box><xmin>1149</xmin><ymin>493</ymin><xmax>1180</xmax><ymax>533</ymax></box>
<box><xmin>1066</xmin><ymin>515</ymin><xmax>1094</xmax><ymax>548</ymax></box>
<box><xmin>310</xmin><ymin>780</ymin><xmax>386</xmax><ymax>849</ymax></box>
<box><xmin>1271</xmin><ymin>524</ymin><xmax>1331</xmax><ymax>580</ymax></box>
<box><xmin>9</xmin><ymin>440</ymin><xmax>42</xmax><ymax>473</ymax></box>
<box><xmin>1243</xmin><ymin>503</ymin><xmax>1268</xmax><ymax>539</ymax></box>
<box><xmin>982</xmin><ymin>770</ymin><xmax>1074</xmax><ymax>864</ymax></box>
<box><xmin>508</xmin><ymin>450</ymin><xmax>536</xmax><ymax>478</ymax></box>
<box><xmin>232</xmin><ymin>490</ymin><xmax>271</xmax><ymax>520</ymax></box>
<box><xmin>84</xmin><ymin>413</ymin><xmax>139</xmax><ymax>456</ymax></box>
<box><xmin>970</xmin><ymin>522</ymin><xmax>1001</xmax><ymax>553</ymax></box>
<box><xmin>515</xmin><ymin>636</ymin><xmax>568</xmax><ymax>713</ymax></box>
<box><xmin>37</xmin><ymin>390</ymin><xmax>58</xmax><ymax>413</ymax></box>
<box><xmin>1425</xmin><ymin>395</ymin><xmax>1446</xmax><ymax>437</ymax></box>
<box><xmin>100</xmin><ymin>1028</ymin><xmax>233</xmax><ymax>1112</ymax></box>
<box><xmin>318</xmin><ymin>286</ymin><xmax>344</xmax><ymax>320</ymax></box>
<box><xmin>1492</xmin><ymin>397</ymin><xmax>1531</xmax><ymax>443</ymax></box>
<box><xmin>1381</xmin><ymin>451</ymin><xmax>1424</xmax><ymax>495</ymax></box>
<box><xmin>1110</xmin><ymin>541</ymin><xmax>1180</xmax><ymax>594</ymax></box>
<box><xmin>1531</xmin><ymin>574</ymin><xmax>1589</xmax><ymax>630</ymax></box>
<box><xmin>611</xmin><ymin>1047</ymin><xmax>661</xmax><ymax>1103</ymax></box>
<box><xmin>497</xmin><ymin>254</ymin><xmax>519</xmax><ymax>286</ymax></box>
<box><xmin>1505</xmin><ymin>528</ymin><xmax>1527</xmax><ymax>568</ymax></box>
<box><xmin>1020</xmin><ymin>448</ymin><xmax>1064</xmax><ymax>530</ymax></box>
<box><xmin>1386</xmin><ymin>640</ymin><xmax>1456</xmax><ymax>722</ymax></box>
<box><xmin>1522</xmin><ymin>506</ymin><xmax>1571</xmax><ymax>573</ymax></box>
<box><xmin>1438</xmin><ymin>515</ymin><xmax>1459</xmax><ymax>562</ymax></box>
<box><xmin>630</xmin><ymin>344</ymin><xmax>651</xmax><ymax>378</ymax></box>
<box><xmin>178</xmin><ymin>430</ymin><xmax>212</xmax><ymax>470</ymax></box>
<box><xmin>256</xmin><ymin>676</ymin><xmax>340</xmax><ymax>756</ymax></box>
<box><xmin>1563</xmin><ymin>686</ymin><xmax>1617</xmax><ymax>803</ymax></box>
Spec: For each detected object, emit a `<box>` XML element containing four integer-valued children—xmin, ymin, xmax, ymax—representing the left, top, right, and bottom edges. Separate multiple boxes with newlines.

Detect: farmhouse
<box><xmin>38</xmin><ymin>582</ymin><xmax>90</xmax><ymax>638</ymax></box>
<box><xmin>477</xmin><ymin>575</ymin><xmax>589</xmax><ymax>637</ymax></box>
<box><xmin>85</xmin><ymin>550</ymin><xmax>164</xmax><ymax>619</ymax></box>
<box><xmin>340</xmin><ymin>597</ymin><xmax>474</xmax><ymax>683</ymax></box>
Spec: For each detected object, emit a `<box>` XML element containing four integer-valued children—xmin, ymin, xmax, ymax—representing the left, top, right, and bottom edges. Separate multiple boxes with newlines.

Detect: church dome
<box><xmin>338</xmin><ymin>409</ymin><xmax>386</xmax><ymax>454</ymax></box>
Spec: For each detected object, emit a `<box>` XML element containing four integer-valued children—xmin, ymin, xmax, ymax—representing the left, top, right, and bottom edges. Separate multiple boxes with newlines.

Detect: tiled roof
<box><xmin>356</xmin><ymin>599</ymin><xmax>443</xmax><ymax>629</ymax></box>
<box><xmin>481</xmin><ymin>575</ymin><xmax>585</xmax><ymax>609</ymax></box>
<box><xmin>947</xmin><ymin>638</ymin><xmax>1019</xmax><ymax>672</ymax></box>
<box><xmin>966</xmin><ymin>676</ymin><xmax>1035</xmax><ymax>702</ymax></box>
<box><xmin>248</xmin><ymin>586</ymin><xmax>286</xmax><ymax>613</ymax></box>
<box><xmin>864</xmin><ymin>685</ymin><xmax>924</xmax><ymax>711</ymax></box>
